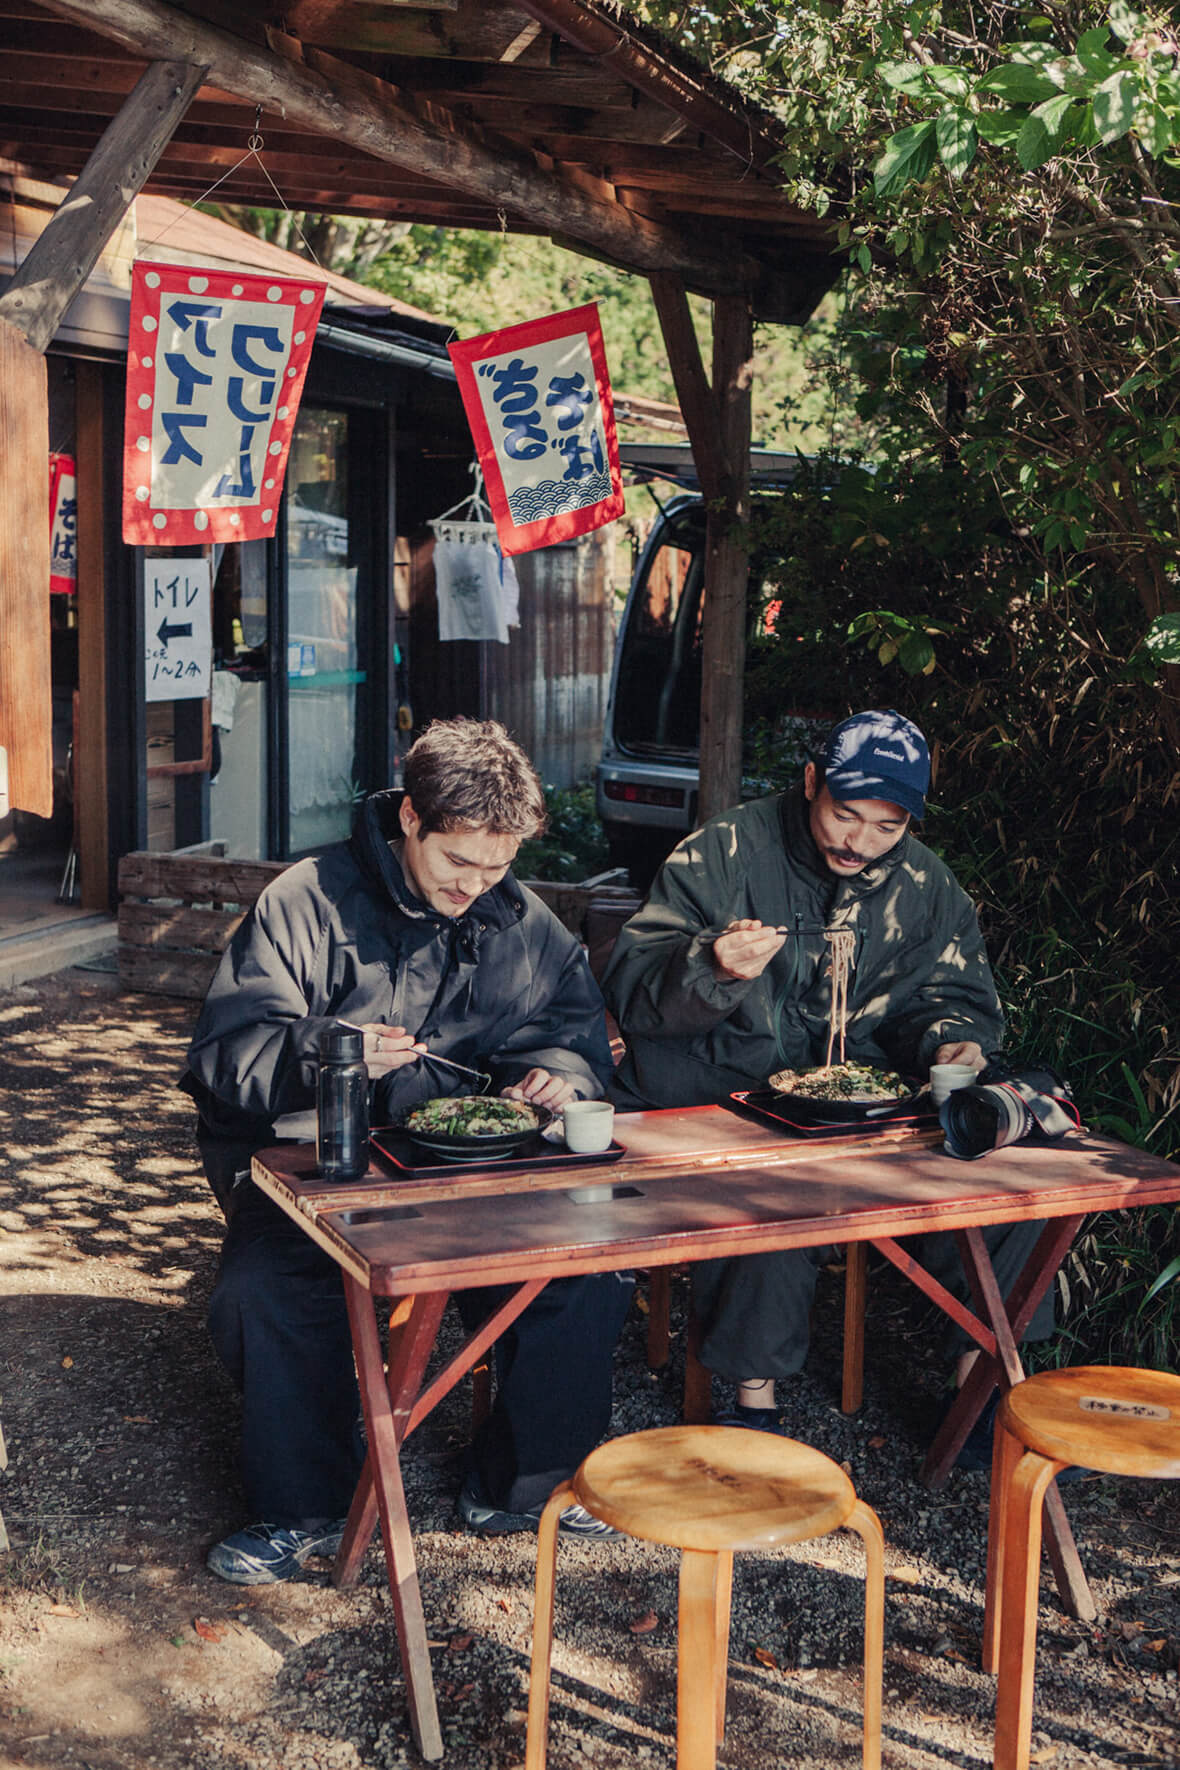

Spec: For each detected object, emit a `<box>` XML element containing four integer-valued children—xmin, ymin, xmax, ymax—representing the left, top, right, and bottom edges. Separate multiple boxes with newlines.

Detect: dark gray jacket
<box><xmin>603</xmin><ymin>786</ymin><xmax>1003</xmax><ymax>1108</ymax></box>
<box><xmin>182</xmin><ymin>790</ymin><xmax>612</xmax><ymax>1164</ymax></box>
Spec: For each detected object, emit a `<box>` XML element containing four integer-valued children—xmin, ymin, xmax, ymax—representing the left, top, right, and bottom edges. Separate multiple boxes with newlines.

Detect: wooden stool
<box><xmin>983</xmin><ymin>1365</ymin><xmax>1180</xmax><ymax>1770</ymax></box>
<box><xmin>526</xmin><ymin>1425</ymin><xmax>885</xmax><ymax>1770</ymax></box>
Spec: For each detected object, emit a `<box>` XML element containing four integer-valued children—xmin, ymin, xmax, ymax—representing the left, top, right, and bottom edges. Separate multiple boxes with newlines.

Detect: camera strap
<box><xmin>1011</xmin><ymin>1081</ymin><xmax>1081</xmax><ymax>1140</ymax></box>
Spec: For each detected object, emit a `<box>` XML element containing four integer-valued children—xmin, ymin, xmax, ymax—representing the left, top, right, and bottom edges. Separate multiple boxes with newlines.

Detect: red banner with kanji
<box><xmin>448</xmin><ymin>303</ymin><xmax>624</xmax><ymax>556</ymax></box>
<box><xmin>122</xmin><ymin>261</ymin><xmax>325</xmax><ymax>546</ymax></box>
<box><xmin>49</xmin><ymin>452</ymin><xmax>77</xmax><ymax>593</ymax></box>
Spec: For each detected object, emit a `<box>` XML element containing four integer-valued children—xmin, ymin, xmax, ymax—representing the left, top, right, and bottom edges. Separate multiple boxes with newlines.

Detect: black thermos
<box><xmin>316</xmin><ymin>1024</ymin><xmax>369</xmax><ymax>1181</ymax></box>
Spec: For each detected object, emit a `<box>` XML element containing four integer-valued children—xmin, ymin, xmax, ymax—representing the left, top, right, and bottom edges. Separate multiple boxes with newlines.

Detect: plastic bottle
<box><xmin>316</xmin><ymin>1025</ymin><xmax>369</xmax><ymax>1181</ymax></box>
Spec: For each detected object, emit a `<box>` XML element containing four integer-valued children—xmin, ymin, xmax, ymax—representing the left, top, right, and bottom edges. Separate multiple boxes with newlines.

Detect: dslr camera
<box><xmin>940</xmin><ymin>1054</ymin><xmax>1082</xmax><ymax>1161</ymax></box>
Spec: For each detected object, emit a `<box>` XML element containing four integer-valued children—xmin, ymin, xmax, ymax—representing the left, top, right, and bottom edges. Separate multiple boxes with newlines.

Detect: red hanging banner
<box><xmin>122</xmin><ymin>260</ymin><xmax>325</xmax><ymax>547</ymax></box>
<box><xmin>448</xmin><ymin>302</ymin><xmax>624</xmax><ymax>556</ymax></box>
<box><xmin>49</xmin><ymin>452</ymin><xmax>77</xmax><ymax>594</ymax></box>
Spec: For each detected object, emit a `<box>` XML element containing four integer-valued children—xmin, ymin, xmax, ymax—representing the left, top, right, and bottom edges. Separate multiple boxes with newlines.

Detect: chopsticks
<box><xmin>335</xmin><ymin>1020</ymin><xmax>491</xmax><ymax>1094</ymax></box>
<box><xmin>695</xmin><ymin>925</ymin><xmax>793</xmax><ymax>943</ymax></box>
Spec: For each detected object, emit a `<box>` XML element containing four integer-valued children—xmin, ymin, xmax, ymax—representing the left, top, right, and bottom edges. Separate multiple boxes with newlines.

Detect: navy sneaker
<box><xmin>712</xmin><ymin>1404</ymin><xmax>791</xmax><ymax>1436</ymax></box>
<box><xmin>457</xmin><ymin>1475</ymin><xmax>620</xmax><ymax>1540</ymax></box>
<box><xmin>206</xmin><ymin>1519</ymin><xmax>346</xmax><ymax>1585</ymax></box>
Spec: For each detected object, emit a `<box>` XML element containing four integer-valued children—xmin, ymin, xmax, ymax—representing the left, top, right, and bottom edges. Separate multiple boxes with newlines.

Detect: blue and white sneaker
<box><xmin>206</xmin><ymin>1519</ymin><xmax>346</xmax><ymax>1585</ymax></box>
<box><xmin>458</xmin><ymin>1475</ymin><xmax>620</xmax><ymax>1540</ymax></box>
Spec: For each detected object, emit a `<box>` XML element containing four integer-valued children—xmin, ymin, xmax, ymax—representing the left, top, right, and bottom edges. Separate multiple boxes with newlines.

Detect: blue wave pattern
<box><xmin>508</xmin><ymin>469</ymin><xmax>614</xmax><ymax>525</ymax></box>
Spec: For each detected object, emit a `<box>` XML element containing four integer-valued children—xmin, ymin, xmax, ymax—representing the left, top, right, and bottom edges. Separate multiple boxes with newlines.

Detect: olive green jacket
<box><xmin>602</xmin><ymin>787</ymin><xmax>1004</xmax><ymax>1108</ymax></box>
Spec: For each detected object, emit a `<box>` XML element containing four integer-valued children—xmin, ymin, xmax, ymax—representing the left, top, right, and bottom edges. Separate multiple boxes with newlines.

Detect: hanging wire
<box><xmin>138</xmin><ymin>104</ymin><xmax>325</xmax><ymax>267</ymax></box>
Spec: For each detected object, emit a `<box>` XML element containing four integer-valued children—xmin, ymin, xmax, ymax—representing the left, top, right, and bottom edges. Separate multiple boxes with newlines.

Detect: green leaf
<box><xmin>1144</xmin><ymin>611</ymin><xmax>1180</xmax><ymax>663</ymax></box>
<box><xmin>1016</xmin><ymin>113</ymin><xmax>1052</xmax><ymax>169</ymax></box>
<box><xmin>879</xmin><ymin>61</ymin><xmax>930</xmax><ymax>98</ymax></box>
<box><xmin>898</xmin><ymin>629</ymin><xmax>936</xmax><ymax>674</ymax></box>
<box><xmin>976</xmin><ymin>64</ymin><xmax>1061</xmax><ymax>104</ymax></box>
<box><xmin>873</xmin><ymin>119</ymin><xmax>938</xmax><ymax>196</ymax></box>
<box><xmin>1141</xmin><ymin>102</ymin><xmax>1180</xmax><ymax>158</ymax></box>
<box><xmin>1074</xmin><ymin>27</ymin><xmax>1119</xmax><ymax>80</ymax></box>
<box><xmin>976</xmin><ymin>110</ymin><xmax>1026</xmax><ymax>148</ymax></box>
<box><xmin>1107</xmin><ymin>0</ymin><xmax>1139</xmax><ymax>44</ymax></box>
<box><xmin>925</xmin><ymin>66</ymin><xmax>971</xmax><ymax>100</ymax></box>
<box><xmin>855</xmin><ymin>242</ymin><xmax>872</xmax><ymax>274</ymax></box>
<box><xmin>936</xmin><ymin>110</ymin><xmax>978</xmax><ymax>178</ymax></box>
<box><xmin>1092</xmin><ymin>70</ymin><xmax>1138</xmax><ymax>144</ymax></box>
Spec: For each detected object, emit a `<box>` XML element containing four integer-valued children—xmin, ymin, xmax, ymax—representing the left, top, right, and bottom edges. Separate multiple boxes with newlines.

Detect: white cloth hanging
<box><xmin>433</xmin><ymin>536</ymin><xmax>510</xmax><ymax>644</ymax></box>
<box><xmin>498</xmin><ymin>552</ymin><xmax>521</xmax><ymax>629</ymax></box>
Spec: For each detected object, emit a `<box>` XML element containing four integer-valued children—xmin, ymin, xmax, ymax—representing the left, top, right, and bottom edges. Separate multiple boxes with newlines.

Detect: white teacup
<box><xmin>929</xmin><ymin>1062</ymin><xmax>978</xmax><ymax>1106</ymax></box>
<box><xmin>562</xmin><ymin>1099</ymin><xmax>615</xmax><ymax>1154</ymax></box>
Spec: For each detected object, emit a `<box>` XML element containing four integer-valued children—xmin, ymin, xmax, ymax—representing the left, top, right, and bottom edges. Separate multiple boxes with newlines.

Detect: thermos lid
<box><xmin>321</xmin><ymin>1024</ymin><xmax>364</xmax><ymax>1061</ymax></box>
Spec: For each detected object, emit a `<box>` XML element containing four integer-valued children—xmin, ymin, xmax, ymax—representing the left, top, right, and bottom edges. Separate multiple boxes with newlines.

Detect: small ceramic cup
<box><xmin>929</xmin><ymin>1062</ymin><xmax>979</xmax><ymax>1107</ymax></box>
<box><xmin>562</xmin><ymin>1099</ymin><xmax>615</xmax><ymax>1155</ymax></box>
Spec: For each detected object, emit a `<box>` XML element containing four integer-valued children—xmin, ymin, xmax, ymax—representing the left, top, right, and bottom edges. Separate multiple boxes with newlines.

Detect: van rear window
<box><xmin>614</xmin><ymin>512</ymin><xmax>706</xmax><ymax>756</ymax></box>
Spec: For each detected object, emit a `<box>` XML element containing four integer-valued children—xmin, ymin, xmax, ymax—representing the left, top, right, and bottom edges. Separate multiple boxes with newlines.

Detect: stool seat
<box><xmin>1000</xmin><ymin>1364</ymin><xmax>1180</xmax><ymax>1479</ymax></box>
<box><xmin>527</xmin><ymin>1425</ymin><xmax>884</xmax><ymax>1770</ymax></box>
<box><xmin>986</xmin><ymin>1365</ymin><xmax>1180</xmax><ymax>1770</ymax></box>
<box><xmin>573</xmin><ymin>1425</ymin><xmax>858</xmax><ymax>1552</ymax></box>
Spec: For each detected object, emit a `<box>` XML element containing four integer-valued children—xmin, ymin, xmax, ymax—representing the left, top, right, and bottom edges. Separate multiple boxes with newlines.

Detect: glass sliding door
<box><xmin>285</xmin><ymin>408</ymin><xmax>364</xmax><ymax>855</ymax></box>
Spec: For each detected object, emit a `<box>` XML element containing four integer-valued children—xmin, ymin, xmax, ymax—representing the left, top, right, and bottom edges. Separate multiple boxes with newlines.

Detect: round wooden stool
<box><xmin>983</xmin><ymin>1365</ymin><xmax>1180</xmax><ymax>1770</ymax></box>
<box><xmin>525</xmin><ymin>1424</ymin><xmax>884</xmax><ymax>1770</ymax></box>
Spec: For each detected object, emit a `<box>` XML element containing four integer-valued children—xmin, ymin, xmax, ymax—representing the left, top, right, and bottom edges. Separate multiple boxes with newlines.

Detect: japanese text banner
<box><xmin>122</xmin><ymin>261</ymin><xmax>325</xmax><ymax>546</ymax></box>
<box><xmin>448</xmin><ymin>303</ymin><xmax>624</xmax><ymax>556</ymax></box>
<box><xmin>49</xmin><ymin>452</ymin><xmax>77</xmax><ymax>594</ymax></box>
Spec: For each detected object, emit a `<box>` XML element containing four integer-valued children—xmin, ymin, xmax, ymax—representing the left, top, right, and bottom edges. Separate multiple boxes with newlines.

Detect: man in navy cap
<box><xmin>604</xmin><ymin>709</ymin><xmax>1051</xmax><ymax>1447</ymax></box>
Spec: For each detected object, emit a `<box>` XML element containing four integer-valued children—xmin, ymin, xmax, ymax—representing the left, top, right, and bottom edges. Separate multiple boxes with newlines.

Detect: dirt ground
<box><xmin>1</xmin><ymin>966</ymin><xmax>1178</xmax><ymax>1770</ymax></box>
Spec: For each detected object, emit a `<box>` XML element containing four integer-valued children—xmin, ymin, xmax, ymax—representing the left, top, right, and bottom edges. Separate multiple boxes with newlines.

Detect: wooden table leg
<box><xmin>842</xmin><ymin>1241</ymin><xmax>867</xmax><ymax>1415</ymax></box>
<box><xmin>343</xmin><ymin>1278</ymin><xmax>445</xmax><ymax>1762</ymax></box>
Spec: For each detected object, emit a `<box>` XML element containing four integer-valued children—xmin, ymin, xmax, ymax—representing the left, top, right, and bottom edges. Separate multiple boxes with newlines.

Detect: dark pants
<box><xmin>207</xmin><ymin>1175</ymin><xmax>632</xmax><ymax>1527</ymax></box>
<box><xmin>692</xmin><ymin>1219</ymin><xmax>1057</xmax><ymax>1383</ymax></box>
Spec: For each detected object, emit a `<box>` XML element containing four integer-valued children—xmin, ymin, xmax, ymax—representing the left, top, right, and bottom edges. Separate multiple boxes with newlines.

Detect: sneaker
<box><xmin>206</xmin><ymin>1519</ymin><xmax>346</xmax><ymax>1585</ymax></box>
<box><xmin>712</xmin><ymin>1404</ymin><xmax>791</xmax><ymax>1436</ymax></box>
<box><xmin>457</xmin><ymin>1475</ymin><xmax>620</xmax><ymax>1540</ymax></box>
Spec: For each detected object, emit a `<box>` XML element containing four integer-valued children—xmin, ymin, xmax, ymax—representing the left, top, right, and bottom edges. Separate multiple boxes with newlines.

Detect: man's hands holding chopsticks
<box><xmin>709</xmin><ymin>919</ymin><xmax>789</xmax><ymax>982</ymax></box>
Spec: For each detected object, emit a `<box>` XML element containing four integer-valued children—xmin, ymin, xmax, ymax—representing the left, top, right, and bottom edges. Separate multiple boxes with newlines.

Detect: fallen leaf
<box><xmin>122</xmin><ymin>1416</ymin><xmax>153</xmax><ymax>1425</ymax></box>
<box><xmin>753</xmin><ymin>1647</ymin><xmax>780</xmax><ymax>1671</ymax></box>
<box><xmin>448</xmin><ymin>1634</ymin><xmax>474</xmax><ymax>1653</ymax></box>
<box><xmin>496</xmin><ymin>1597</ymin><xmax>512</xmax><ymax>1614</ymax></box>
<box><xmin>455</xmin><ymin>1683</ymin><xmax>475</xmax><ymax>1698</ymax></box>
<box><xmin>1147</xmin><ymin>1638</ymin><xmax>1167</xmax><ymax>1652</ymax></box>
<box><xmin>888</xmin><ymin>1565</ymin><xmax>921</xmax><ymax>1585</ymax></box>
<box><xmin>868</xmin><ymin>1435</ymin><xmax>886</xmax><ymax>1449</ymax></box>
<box><xmin>46</xmin><ymin>1603</ymin><xmax>81</xmax><ymax>1618</ymax></box>
<box><xmin>628</xmin><ymin>1610</ymin><xmax>659</xmax><ymax>1635</ymax></box>
<box><xmin>169</xmin><ymin>1636</ymin><xmax>187</xmax><ymax>1649</ymax></box>
<box><xmin>194</xmin><ymin>1617</ymin><xmax>225</xmax><ymax>1643</ymax></box>
<box><xmin>61</xmin><ymin>1356</ymin><xmax>73</xmax><ymax>1369</ymax></box>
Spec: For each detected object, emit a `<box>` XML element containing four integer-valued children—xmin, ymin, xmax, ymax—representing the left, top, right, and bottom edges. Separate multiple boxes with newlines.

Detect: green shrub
<box><xmin>515</xmin><ymin>781</ymin><xmax>610</xmax><ymax>883</ymax></box>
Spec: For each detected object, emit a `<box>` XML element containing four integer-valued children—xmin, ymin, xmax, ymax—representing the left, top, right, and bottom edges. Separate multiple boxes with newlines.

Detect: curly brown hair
<box><xmin>403</xmin><ymin>718</ymin><xmax>547</xmax><ymax>838</ymax></box>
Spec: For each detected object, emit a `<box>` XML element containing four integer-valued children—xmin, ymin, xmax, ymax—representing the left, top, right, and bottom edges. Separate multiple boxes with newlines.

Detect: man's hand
<box><xmin>502</xmin><ymin>1068</ymin><xmax>578</xmax><ymax>1109</ymax></box>
<box><xmin>933</xmin><ymin>1040</ymin><xmax>986</xmax><ymax>1071</ymax></box>
<box><xmin>356</xmin><ymin>1023</ymin><xmax>428</xmax><ymax>1079</ymax></box>
<box><xmin>710</xmin><ymin>919</ymin><xmax>788</xmax><ymax>982</ymax></box>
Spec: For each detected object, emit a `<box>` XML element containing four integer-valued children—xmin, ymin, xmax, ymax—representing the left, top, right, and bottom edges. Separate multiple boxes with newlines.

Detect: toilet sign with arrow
<box><xmin>144</xmin><ymin>558</ymin><xmax>211</xmax><ymax>702</ymax></box>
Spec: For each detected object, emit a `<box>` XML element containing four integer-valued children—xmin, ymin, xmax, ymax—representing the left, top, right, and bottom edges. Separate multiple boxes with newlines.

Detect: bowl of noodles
<box><xmin>764</xmin><ymin>1062</ymin><xmax>922</xmax><ymax>1124</ymax></box>
<box><xmin>401</xmin><ymin>1094</ymin><xmax>551</xmax><ymax>1160</ymax></box>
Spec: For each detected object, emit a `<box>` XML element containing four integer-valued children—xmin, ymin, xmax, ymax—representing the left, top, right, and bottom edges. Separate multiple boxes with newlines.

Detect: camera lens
<box><xmin>942</xmin><ymin>1084</ymin><xmax>1032</xmax><ymax>1159</ymax></box>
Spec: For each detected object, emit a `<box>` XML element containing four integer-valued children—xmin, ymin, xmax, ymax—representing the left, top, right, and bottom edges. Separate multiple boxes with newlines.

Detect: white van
<box><xmin>596</xmin><ymin>447</ymin><xmax>824</xmax><ymax>885</ymax></box>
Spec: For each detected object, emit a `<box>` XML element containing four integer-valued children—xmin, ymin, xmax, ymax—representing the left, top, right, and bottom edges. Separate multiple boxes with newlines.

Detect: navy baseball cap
<box><xmin>820</xmin><ymin>709</ymin><xmax>929</xmax><ymax>821</ymax></box>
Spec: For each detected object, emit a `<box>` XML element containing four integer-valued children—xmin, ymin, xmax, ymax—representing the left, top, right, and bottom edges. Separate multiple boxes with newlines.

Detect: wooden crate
<box><xmin>117</xmin><ymin>844</ymin><xmax>288</xmax><ymax>999</ymax></box>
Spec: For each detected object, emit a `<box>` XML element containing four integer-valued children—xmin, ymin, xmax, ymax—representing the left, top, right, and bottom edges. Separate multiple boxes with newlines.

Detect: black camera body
<box><xmin>940</xmin><ymin>1055</ymin><xmax>1082</xmax><ymax>1161</ymax></box>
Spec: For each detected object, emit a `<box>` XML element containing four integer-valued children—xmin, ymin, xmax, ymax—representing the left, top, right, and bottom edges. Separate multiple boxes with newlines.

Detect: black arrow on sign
<box><xmin>157</xmin><ymin>616</ymin><xmax>193</xmax><ymax>647</ymax></box>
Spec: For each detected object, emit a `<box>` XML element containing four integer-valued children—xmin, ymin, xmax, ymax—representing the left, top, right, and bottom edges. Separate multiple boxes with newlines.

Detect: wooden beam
<box><xmin>34</xmin><ymin>0</ymin><xmax>760</xmax><ymax>296</ymax></box>
<box><xmin>0</xmin><ymin>317</ymin><xmax>52</xmax><ymax>818</ymax></box>
<box><xmin>698</xmin><ymin>292</ymin><xmax>753</xmax><ymax>823</ymax></box>
<box><xmin>75</xmin><ymin>361</ymin><xmax>111</xmax><ymax>913</ymax></box>
<box><xmin>648</xmin><ymin>272</ymin><xmax>721</xmax><ymax>501</ymax></box>
<box><xmin>0</xmin><ymin>58</ymin><xmax>207</xmax><ymax>352</ymax></box>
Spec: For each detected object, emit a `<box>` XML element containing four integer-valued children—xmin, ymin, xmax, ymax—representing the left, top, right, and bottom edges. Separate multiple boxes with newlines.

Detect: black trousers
<box><xmin>207</xmin><ymin>1177</ymin><xmax>633</xmax><ymax>1527</ymax></box>
<box><xmin>692</xmin><ymin>1219</ymin><xmax>1057</xmax><ymax>1384</ymax></box>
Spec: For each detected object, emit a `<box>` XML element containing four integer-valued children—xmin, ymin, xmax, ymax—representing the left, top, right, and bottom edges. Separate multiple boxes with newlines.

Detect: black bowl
<box><xmin>400</xmin><ymin>1098</ymin><xmax>554</xmax><ymax>1161</ymax></box>
<box><xmin>757</xmin><ymin>1080</ymin><xmax>924</xmax><ymax>1126</ymax></box>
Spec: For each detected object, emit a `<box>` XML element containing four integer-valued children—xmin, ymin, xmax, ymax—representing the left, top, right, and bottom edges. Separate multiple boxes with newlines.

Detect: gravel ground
<box><xmin>1</xmin><ymin>966</ymin><xmax>1178</xmax><ymax>1770</ymax></box>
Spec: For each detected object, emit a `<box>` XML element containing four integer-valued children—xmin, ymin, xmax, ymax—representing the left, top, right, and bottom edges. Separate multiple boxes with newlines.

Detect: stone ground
<box><xmin>0</xmin><ymin>966</ymin><xmax>1178</xmax><ymax>1770</ymax></box>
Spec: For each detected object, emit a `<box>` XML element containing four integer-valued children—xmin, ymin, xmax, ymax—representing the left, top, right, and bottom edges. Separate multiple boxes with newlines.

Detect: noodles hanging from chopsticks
<box><xmin>823</xmin><ymin>928</ymin><xmax>856</xmax><ymax>1070</ymax></box>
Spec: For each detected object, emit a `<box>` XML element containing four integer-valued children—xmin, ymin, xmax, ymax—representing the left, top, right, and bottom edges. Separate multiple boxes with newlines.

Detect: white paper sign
<box><xmin>145</xmin><ymin>558</ymin><xmax>212</xmax><ymax>702</ymax></box>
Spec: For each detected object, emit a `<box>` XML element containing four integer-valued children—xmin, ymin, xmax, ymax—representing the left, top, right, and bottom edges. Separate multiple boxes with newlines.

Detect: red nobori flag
<box><xmin>122</xmin><ymin>261</ymin><xmax>325</xmax><ymax>546</ymax></box>
<box><xmin>448</xmin><ymin>303</ymin><xmax>624</xmax><ymax>556</ymax></box>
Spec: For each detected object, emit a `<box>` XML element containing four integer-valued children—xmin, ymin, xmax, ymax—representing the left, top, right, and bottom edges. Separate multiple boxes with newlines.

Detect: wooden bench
<box><xmin>117</xmin><ymin>843</ymin><xmax>288</xmax><ymax>1000</ymax></box>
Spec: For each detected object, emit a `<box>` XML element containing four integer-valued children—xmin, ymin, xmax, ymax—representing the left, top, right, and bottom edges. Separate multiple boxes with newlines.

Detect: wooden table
<box><xmin>252</xmin><ymin>1107</ymin><xmax>1180</xmax><ymax>1761</ymax></box>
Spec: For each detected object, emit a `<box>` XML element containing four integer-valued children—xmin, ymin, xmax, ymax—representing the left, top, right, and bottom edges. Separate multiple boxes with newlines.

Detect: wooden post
<box><xmin>75</xmin><ymin>362</ymin><xmax>110</xmax><ymax>911</ymax></box>
<box><xmin>700</xmin><ymin>293</ymin><xmax>752</xmax><ymax>824</ymax></box>
<box><xmin>650</xmin><ymin>275</ymin><xmax>753</xmax><ymax>823</ymax></box>
<box><xmin>0</xmin><ymin>319</ymin><xmax>52</xmax><ymax>817</ymax></box>
<box><xmin>0</xmin><ymin>58</ymin><xmax>206</xmax><ymax>820</ymax></box>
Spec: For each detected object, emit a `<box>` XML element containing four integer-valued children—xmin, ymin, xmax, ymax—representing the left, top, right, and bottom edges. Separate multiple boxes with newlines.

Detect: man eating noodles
<box><xmin>603</xmin><ymin>709</ymin><xmax>1052</xmax><ymax>1449</ymax></box>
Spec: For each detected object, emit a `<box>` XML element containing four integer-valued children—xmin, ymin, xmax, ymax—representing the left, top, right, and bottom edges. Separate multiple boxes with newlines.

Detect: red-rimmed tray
<box><xmin>369</xmin><ymin>1127</ymin><xmax>627</xmax><ymax>1180</ymax></box>
<box><xmin>726</xmin><ymin>1089</ymin><xmax>940</xmax><ymax>1140</ymax></box>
